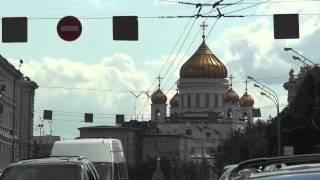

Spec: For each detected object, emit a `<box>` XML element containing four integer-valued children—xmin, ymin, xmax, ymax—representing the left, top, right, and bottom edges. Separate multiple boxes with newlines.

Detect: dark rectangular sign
<box><xmin>273</xmin><ymin>14</ymin><xmax>299</xmax><ymax>39</ymax></box>
<box><xmin>113</xmin><ymin>16</ymin><xmax>138</xmax><ymax>41</ymax></box>
<box><xmin>2</xmin><ymin>17</ymin><xmax>28</xmax><ymax>42</ymax></box>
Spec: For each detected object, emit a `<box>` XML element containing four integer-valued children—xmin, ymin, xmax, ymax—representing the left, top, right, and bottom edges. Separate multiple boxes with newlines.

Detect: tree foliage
<box><xmin>214</xmin><ymin>121</ymin><xmax>270</xmax><ymax>176</ymax></box>
<box><xmin>280</xmin><ymin>66</ymin><xmax>320</xmax><ymax>154</ymax></box>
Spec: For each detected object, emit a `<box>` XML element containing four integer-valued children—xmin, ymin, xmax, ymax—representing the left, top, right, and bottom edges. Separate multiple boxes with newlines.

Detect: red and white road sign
<box><xmin>57</xmin><ymin>16</ymin><xmax>82</xmax><ymax>41</ymax></box>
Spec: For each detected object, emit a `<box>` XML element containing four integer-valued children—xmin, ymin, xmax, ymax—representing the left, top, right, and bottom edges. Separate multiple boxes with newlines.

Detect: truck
<box><xmin>51</xmin><ymin>138</ymin><xmax>128</xmax><ymax>180</ymax></box>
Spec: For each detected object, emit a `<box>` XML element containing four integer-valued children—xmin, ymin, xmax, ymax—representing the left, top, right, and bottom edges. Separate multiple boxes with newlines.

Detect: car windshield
<box><xmin>93</xmin><ymin>162</ymin><xmax>112</xmax><ymax>180</ymax></box>
<box><xmin>0</xmin><ymin>165</ymin><xmax>83</xmax><ymax>180</ymax></box>
<box><xmin>115</xmin><ymin>162</ymin><xmax>129</xmax><ymax>180</ymax></box>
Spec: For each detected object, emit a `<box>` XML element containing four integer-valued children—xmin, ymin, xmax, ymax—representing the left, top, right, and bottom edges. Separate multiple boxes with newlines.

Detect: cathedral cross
<box><xmin>157</xmin><ymin>75</ymin><xmax>163</xmax><ymax>88</ymax></box>
<box><xmin>175</xmin><ymin>80</ymin><xmax>179</xmax><ymax>93</ymax></box>
<box><xmin>229</xmin><ymin>74</ymin><xmax>234</xmax><ymax>88</ymax></box>
<box><xmin>244</xmin><ymin>79</ymin><xmax>249</xmax><ymax>93</ymax></box>
<box><xmin>200</xmin><ymin>21</ymin><xmax>208</xmax><ymax>40</ymax></box>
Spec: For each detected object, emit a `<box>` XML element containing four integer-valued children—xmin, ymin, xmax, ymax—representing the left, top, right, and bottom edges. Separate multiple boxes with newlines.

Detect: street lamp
<box><xmin>284</xmin><ymin>47</ymin><xmax>316</xmax><ymax>66</ymax></box>
<box><xmin>248</xmin><ymin>76</ymin><xmax>281</xmax><ymax>156</ymax></box>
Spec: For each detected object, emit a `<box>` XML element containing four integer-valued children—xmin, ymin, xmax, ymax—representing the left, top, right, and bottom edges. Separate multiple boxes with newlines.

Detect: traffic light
<box><xmin>2</xmin><ymin>17</ymin><xmax>28</xmax><ymax>42</ymax></box>
<box><xmin>43</xmin><ymin>110</ymin><xmax>53</xmax><ymax>120</ymax></box>
<box><xmin>273</xmin><ymin>14</ymin><xmax>299</xmax><ymax>39</ymax></box>
<box><xmin>113</xmin><ymin>16</ymin><xmax>138</xmax><ymax>41</ymax></box>
<box><xmin>84</xmin><ymin>113</ymin><xmax>93</xmax><ymax>123</ymax></box>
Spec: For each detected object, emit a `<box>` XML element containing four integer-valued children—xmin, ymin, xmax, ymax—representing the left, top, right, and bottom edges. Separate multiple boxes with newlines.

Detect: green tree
<box><xmin>214</xmin><ymin>121</ymin><xmax>270</xmax><ymax>176</ymax></box>
<box><xmin>280</xmin><ymin>66</ymin><xmax>320</xmax><ymax>154</ymax></box>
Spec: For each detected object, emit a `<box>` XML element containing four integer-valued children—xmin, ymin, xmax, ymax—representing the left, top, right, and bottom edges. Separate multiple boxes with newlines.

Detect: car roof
<box><xmin>226</xmin><ymin>154</ymin><xmax>320</xmax><ymax>180</ymax></box>
<box><xmin>237</xmin><ymin>153</ymin><xmax>320</xmax><ymax>170</ymax></box>
<box><xmin>249</xmin><ymin>166</ymin><xmax>320</xmax><ymax>179</ymax></box>
<box><xmin>8</xmin><ymin>156</ymin><xmax>90</xmax><ymax>167</ymax></box>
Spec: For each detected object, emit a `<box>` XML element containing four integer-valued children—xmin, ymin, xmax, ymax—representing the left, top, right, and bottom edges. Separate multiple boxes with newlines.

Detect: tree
<box><xmin>214</xmin><ymin>121</ymin><xmax>270</xmax><ymax>176</ymax></box>
<box><xmin>280</xmin><ymin>66</ymin><xmax>320</xmax><ymax>154</ymax></box>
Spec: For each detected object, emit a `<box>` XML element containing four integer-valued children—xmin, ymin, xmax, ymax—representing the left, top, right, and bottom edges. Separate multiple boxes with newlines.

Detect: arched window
<box><xmin>205</xmin><ymin>94</ymin><xmax>210</xmax><ymax>107</ymax></box>
<box><xmin>196</xmin><ymin>94</ymin><xmax>200</xmax><ymax>107</ymax></box>
<box><xmin>187</xmin><ymin>94</ymin><xmax>191</xmax><ymax>108</ymax></box>
<box><xmin>227</xmin><ymin>109</ymin><xmax>232</xmax><ymax>119</ymax></box>
<box><xmin>181</xmin><ymin>94</ymin><xmax>184</xmax><ymax>107</ymax></box>
<box><xmin>243</xmin><ymin>112</ymin><xmax>248</xmax><ymax>120</ymax></box>
<box><xmin>155</xmin><ymin>109</ymin><xmax>160</xmax><ymax>120</ymax></box>
<box><xmin>215</xmin><ymin>94</ymin><xmax>219</xmax><ymax>107</ymax></box>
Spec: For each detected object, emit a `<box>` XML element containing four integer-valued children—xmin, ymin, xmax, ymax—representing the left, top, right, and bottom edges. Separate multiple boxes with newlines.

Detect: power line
<box><xmin>163</xmin><ymin>6</ymin><xmax>221</xmax><ymax>92</ymax></box>
<box><xmin>34</xmin><ymin>109</ymin><xmax>151</xmax><ymax>116</ymax></box>
<box><xmin>137</xmin><ymin>9</ymin><xmax>199</xmax><ymax>119</ymax></box>
<box><xmin>224</xmin><ymin>0</ymin><xmax>272</xmax><ymax>15</ymax></box>
<box><xmin>161</xmin><ymin>0</ymin><xmax>320</xmax><ymax>5</ymax></box>
<box><xmin>146</xmin><ymin>8</ymin><xmax>198</xmax><ymax>94</ymax></box>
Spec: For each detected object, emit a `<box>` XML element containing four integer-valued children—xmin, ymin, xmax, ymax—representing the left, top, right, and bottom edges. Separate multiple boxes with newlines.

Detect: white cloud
<box><xmin>16</xmin><ymin>53</ymin><xmax>155</xmax><ymax>138</ymax></box>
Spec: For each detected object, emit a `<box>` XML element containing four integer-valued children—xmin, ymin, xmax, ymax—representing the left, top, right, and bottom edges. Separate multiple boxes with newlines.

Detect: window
<box><xmin>215</xmin><ymin>94</ymin><xmax>219</xmax><ymax>107</ymax></box>
<box><xmin>187</xmin><ymin>94</ymin><xmax>191</xmax><ymax>108</ymax></box>
<box><xmin>243</xmin><ymin>112</ymin><xmax>248</xmax><ymax>120</ymax></box>
<box><xmin>196</xmin><ymin>94</ymin><xmax>200</xmax><ymax>107</ymax></box>
<box><xmin>205</xmin><ymin>94</ymin><xmax>210</xmax><ymax>107</ymax></box>
<box><xmin>227</xmin><ymin>109</ymin><xmax>232</xmax><ymax>119</ymax></box>
<box><xmin>181</xmin><ymin>94</ymin><xmax>184</xmax><ymax>107</ymax></box>
<box><xmin>155</xmin><ymin>109</ymin><xmax>160</xmax><ymax>120</ymax></box>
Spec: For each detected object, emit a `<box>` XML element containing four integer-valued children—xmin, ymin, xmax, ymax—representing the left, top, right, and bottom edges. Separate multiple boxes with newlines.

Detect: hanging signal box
<box><xmin>43</xmin><ymin>110</ymin><xmax>53</xmax><ymax>120</ymax></box>
<box><xmin>273</xmin><ymin>14</ymin><xmax>299</xmax><ymax>39</ymax></box>
<box><xmin>2</xmin><ymin>17</ymin><xmax>28</xmax><ymax>43</ymax></box>
<box><xmin>84</xmin><ymin>113</ymin><xmax>93</xmax><ymax>123</ymax></box>
<box><xmin>113</xmin><ymin>16</ymin><xmax>138</xmax><ymax>41</ymax></box>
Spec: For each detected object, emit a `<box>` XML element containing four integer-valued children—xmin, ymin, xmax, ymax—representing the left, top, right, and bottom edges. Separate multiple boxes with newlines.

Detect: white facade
<box><xmin>0</xmin><ymin>55</ymin><xmax>38</xmax><ymax>168</ymax></box>
<box><xmin>149</xmin><ymin>39</ymin><xmax>255</xmax><ymax>160</ymax></box>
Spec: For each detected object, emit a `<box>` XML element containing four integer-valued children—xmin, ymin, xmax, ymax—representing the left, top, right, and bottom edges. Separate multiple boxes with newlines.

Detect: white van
<box><xmin>51</xmin><ymin>138</ymin><xmax>128</xmax><ymax>180</ymax></box>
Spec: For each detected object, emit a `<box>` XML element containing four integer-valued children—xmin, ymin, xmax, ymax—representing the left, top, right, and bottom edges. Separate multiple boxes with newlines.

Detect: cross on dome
<box><xmin>200</xmin><ymin>21</ymin><xmax>208</xmax><ymax>41</ymax></box>
<box><xmin>229</xmin><ymin>74</ymin><xmax>234</xmax><ymax>88</ymax></box>
<box><xmin>244</xmin><ymin>79</ymin><xmax>249</xmax><ymax>93</ymax></box>
<box><xmin>157</xmin><ymin>75</ymin><xmax>163</xmax><ymax>88</ymax></box>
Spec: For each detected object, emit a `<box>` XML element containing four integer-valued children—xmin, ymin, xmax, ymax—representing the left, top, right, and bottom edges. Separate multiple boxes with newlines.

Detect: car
<box><xmin>0</xmin><ymin>156</ymin><xmax>100</xmax><ymax>180</ymax></box>
<box><xmin>248</xmin><ymin>165</ymin><xmax>320</xmax><ymax>180</ymax></box>
<box><xmin>219</xmin><ymin>154</ymin><xmax>320</xmax><ymax>180</ymax></box>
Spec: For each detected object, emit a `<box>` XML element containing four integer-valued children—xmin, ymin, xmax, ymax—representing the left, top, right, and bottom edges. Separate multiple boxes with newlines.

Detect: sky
<box><xmin>1</xmin><ymin>0</ymin><xmax>320</xmax><ymax>139</ymax></box>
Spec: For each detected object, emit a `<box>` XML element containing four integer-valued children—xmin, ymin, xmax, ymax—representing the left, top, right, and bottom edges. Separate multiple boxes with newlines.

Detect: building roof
<box><xmin>180</xmin><ymin>41</ymin><xmax>227</xmax><ymax>79</ymax></box>
<box><xmin>151</xmin><ymin>88</ymin><xmax>167</xmax><ymax>104</ymax></box>
<box><xmin>0</xmin><ymin>54</ymin><xmax>23</xmax><ymax>77</ymax></box>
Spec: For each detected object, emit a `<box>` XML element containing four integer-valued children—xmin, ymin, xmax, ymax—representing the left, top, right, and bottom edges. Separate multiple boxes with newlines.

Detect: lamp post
<box><xmin>248</xmin><ymin>76</ymin><xmax>281</xmax><ymax>156</ymax></box>
<box><xmin>284</xmin><ymin>47</ymin><xmax>317</xmax><ymax>66</ymax></box>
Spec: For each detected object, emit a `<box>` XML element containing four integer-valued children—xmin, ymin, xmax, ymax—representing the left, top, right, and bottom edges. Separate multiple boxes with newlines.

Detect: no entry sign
<box><xmin>57</xmin><ymin>16</ymin><xmax>82</xmax><ymax>41</ymax></box>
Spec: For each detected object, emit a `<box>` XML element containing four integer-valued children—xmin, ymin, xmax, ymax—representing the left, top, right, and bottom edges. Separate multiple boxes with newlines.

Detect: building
<box><xmin>78</xmin><ymin>28</ymin><xmax>259</xmax><ymax>166</ymax></box>
<box><xmin>283</xmin><ymin>66</ymin><xmax>311</xmax><ymax>104</ymax></box>
<box><xmin>143</xmin><ymin>134</ymin><xmax>190</xmax><ymax>162</ymax></box>
<box><xmin>150</xmin><ymin>33</ymin><xmax>257</xmax><ymax>160</ymax></box>
<box><xmin>0</xmin><ymin>55</ymin><xmax>38</xmax><ymax>168</ymax></box>
<box><xmin>33</xmin><ymin>135</ymin><xmax>61</xmax><ymax>158</ymax></box>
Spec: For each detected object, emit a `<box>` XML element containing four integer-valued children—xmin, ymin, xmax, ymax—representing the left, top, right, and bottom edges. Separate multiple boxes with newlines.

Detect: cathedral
<box><xmin>149</xmin><ymin>30</ymin><xmax>256</xmax><ymax>157</ymax></box>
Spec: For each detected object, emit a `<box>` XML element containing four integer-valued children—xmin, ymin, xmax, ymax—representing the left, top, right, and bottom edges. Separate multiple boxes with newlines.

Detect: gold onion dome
<box><xmin>151</xmin><ymin>88</ymin><xmax>167</xmax><ymax>104</ymax></box>
<box><xmin>170</xmin><ymin>92</ymin><xmax>179</xmax><ymax>107</ymax></box>
<box><xmin>180</xmin><ymin>41</ymin><xmax>228</xmax><ymax>79</ymax></box>
<box><xmin>224</xmin><ymin>88</ymin><xmax>239</xmax><ymax>103</ymax></box>
<box><xmin>240</xmin><ymin>92</ymin><xmax>254</xmax><ymax>107</ymax></box>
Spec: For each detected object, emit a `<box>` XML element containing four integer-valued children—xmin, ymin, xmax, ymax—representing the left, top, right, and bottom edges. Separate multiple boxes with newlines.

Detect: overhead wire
<box><xmin>145</xmin><ymin>8</ymin><xmax>198</xmax><ymax>95</ymax></box>
<box><xmin>224</xmin><ymin>0</ymin><xmax>272</xmax><ymax>15</ymax></box>
<box><xmin>162</xmin><ymin>3</ymin><xmax>222</xmax><ymax>93</ymax></box>
<box><xmin>136</xmin><ymin>8</ymin><xmax>199</xmax><ymax>119</ymax></box>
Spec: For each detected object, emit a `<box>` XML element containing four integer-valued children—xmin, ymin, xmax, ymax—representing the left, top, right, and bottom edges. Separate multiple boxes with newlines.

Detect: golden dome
<box><xmin>224</xmin><ymin>88</ymin><xmax>239</xmax><ymax>104</ymax></box>
<box><xmin>170</xmin><ymin>92</ymin><xmax>179</xmax><ymax>107</ymax></box>
<box><xmin>240</xmin><ymin>92</ymin><xmax>254</xmax><ymax>107</ymax></box>
<box><xmin>151</xmin><ymin>88</ymin><xmax>167</xmax><ymax>104</ymax></box>
<box><xmin>180</xmin><ymin>41</ymin><xmax>227</xmax><ymax>79</ymax></box>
